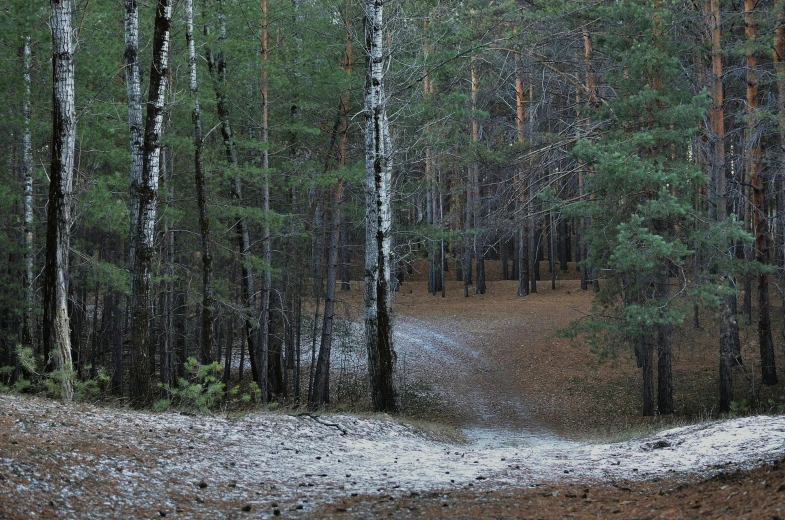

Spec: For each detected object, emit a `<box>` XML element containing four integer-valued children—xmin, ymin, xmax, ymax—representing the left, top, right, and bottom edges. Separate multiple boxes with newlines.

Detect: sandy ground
<box><xmin>2</xmin><ymin>263</ymin><xmax>785</xmax><ymax>518</ymax></box>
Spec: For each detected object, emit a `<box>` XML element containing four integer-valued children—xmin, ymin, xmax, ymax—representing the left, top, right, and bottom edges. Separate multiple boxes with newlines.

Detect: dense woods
<box><xmin>1</xmin><ymin>0</ymin><xmax>784</xmax><ymax>415</ymax></box>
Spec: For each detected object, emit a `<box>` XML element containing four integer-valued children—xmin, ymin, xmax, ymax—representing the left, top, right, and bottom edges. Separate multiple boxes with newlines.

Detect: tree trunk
<box><xmin>206</xmin><ymin>5</ymin><xmax>258</xmax><ymax>386</ymax></box>
<box><xmin>125</xmin><ymin>0</ymin><xmax>143</xmax><ymax>306</ymax></box>
<box><xmin>22</xmin><ymin>36</ymin><xmax>34</xmax><ymax>348</ymax></box>
<box><xmin>774</xmin><ymin>0</ymin><xmax>785</xmax><ymax>357</ymax></box>
<box><xmin>707</xmin><ymin>0</ymin><xmax>737</xmax><ymax>413</ymax></box>
<box><xmin>515</xmin><ymin>65</ymin><xmax>528</xmax><ymax>297</ymax></box>
<box><xmin>259</xmin><ymin>0</ymin><xmax>272</xmax><ymax>403</ymax></box>
<box><xmin>363</xmin><ymin>0</ymin><xmax>398</xmax><ymax>413</ymax></box>
<box><xmin>657</xmin><ymin>264</ymin><xmax>673</xmax><ymax>414</ymax></box>
<box><xmin>745</xmin><ymin>0</ymin><xmax>777</xmax><ymax>386</ymax></box>
<box><xmin>43</xmin><ymin>0</ymin><xmax>76</xmax><ymax>401</ymax></box>
<box><xmin>311</xmin><ymin>12</ymin><xmax>352</xmax><ymax>408</ymax></box>
<box><xmin>129</xmin><ymin>0</ymin><xmax>172</xmax><ymax>407</ymax></box>
<box><xmin>642</xmin><ymin>336</ymin><xmax>654</xmax><ymax>416</ymax></box>
<box><xmin>186</xmin><ymin>0</ymin><xmax>215</xmax><ymax>368</ymax></box>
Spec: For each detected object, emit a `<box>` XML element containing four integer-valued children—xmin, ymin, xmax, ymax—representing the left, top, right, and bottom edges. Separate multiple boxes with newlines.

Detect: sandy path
<box><xmin>2</xmin><ymin>277</ymin><xmax>785</xmax><ymax>518</ymax></box>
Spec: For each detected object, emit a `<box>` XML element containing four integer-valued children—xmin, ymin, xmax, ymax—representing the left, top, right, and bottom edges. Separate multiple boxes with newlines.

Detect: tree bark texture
<box><xmin>186</xmin><ymin>0</ymin><xmax>216</xmax><ymax>369</ymax></box>
<box><xmin>312</xmin><ymin>11</ymin><xmax>351</xmax><ymax>408</ymax></box>
<box><xmin>130</xmin><ymin>0</ymin><xmax>172</xmax><ymax>407</ymax></box>
<box><xmin>774</xmin><ymin>1</ymin><xmax>785</xmax><ymax>353</ymax></box>
<box><xmin>206</xmin><ymin>3</ymin><xmax>260</xmax><ymax>388</ymax></box>
<box><xmin>22</xmin><ymin>36</ymin><xmax>34</xmax><ymax>347</ymax></box>
<box><xmin>125</xmin><ymin>0</ymin><xmax>143</xmax><ymax>302</ymax></box>
<box><xmin>707</xmin><ymin>0</ymin><xmax>737</xmax><ymax>413</ymax></box>
<box><xmin>363</xmin><ymin>0</ymin><xmax>398</xmax><ymax>413</ymax></box>
<box><xmin>745</xmin><ymin>0</ymin><xmax>777</xmax><ymax>386</ymax></box>
<box><xmin>260</xmin><ymin>0</ymin><xmax>272</xmax><ymax>403</ymax></box>
<box><xmin>43</xmin><ymin>0</ymin><xmax>76</xmax><ymax>401</ymax></box>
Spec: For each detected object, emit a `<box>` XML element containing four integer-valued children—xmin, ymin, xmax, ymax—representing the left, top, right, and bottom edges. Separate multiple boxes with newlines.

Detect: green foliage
<box><xmin>157</xmin><ymin>357</ymin><xmax>231</xmax><ymax>412</ymax></box>
<box><xmin>564</xmin><ymin>0</ymin><xmax>735</xmax><ymax>359</ymax></box>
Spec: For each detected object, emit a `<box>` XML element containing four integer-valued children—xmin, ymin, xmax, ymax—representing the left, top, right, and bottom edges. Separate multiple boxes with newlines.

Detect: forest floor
<box><xmin>2</xmin><ymin>260</ymin><xmax>785</xmax><ymax>518</ymax></box>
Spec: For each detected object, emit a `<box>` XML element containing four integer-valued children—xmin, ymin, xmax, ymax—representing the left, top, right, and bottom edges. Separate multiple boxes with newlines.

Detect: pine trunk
<box><xmin>708</xmin><ymin>0</ymin><xmax>737</xmax><ymax>412</ymax></box>
<box><xmin>312</xmin><ymin>12</ymin><xmax>351</xmax><ymax>408</ymax></box>
<box><xmin>260</xmin><ymin>0</ymin><xmax>272</xmax><ymax>403</ymax></box>
<box><xmin>745</xmin><ymin>0</ymin><xmax>777</xmax><ymax>386</ymax></box>
<box><xmin>774</xmin><ymin>1</ymin><xmax>785</xmax><ymax>354</ymax></box>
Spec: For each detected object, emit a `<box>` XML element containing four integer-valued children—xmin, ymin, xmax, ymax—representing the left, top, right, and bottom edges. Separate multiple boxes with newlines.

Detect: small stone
<box><xmin>198</xmin><ymin>480</ymin><xmax>208</xmax><ymax>489</ymax></box>
<box><xmin>195</xmin><ymin>496</ymin><xmax>204</xmax><ymax>504</ymax></box>
<box><xmin>241</xmin><ymin>504</ymin><xmax>252</xmax><ymax>512</ymax></box>
<box><xmin>273</xmin><ymin>509</ymin><xmax>281</xmax><ymax>516</ymax></box>
<box><xmin>158</xmin><ymin>511</ymin><xmax>167</xmax><ymax>517</ymax></box>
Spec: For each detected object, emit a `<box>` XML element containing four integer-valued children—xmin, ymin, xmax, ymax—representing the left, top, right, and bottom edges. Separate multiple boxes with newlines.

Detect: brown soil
<box><xmin>312</xmin><ymin>458</ymin><xmax>785</xmax><ymax>519</ymax></box>
<box><xmin>2</xmin><ymin>259</ymin><xmax>784</xmax><ymax>519</ymax></box>
<box><xmin>391</xmin><ymin>260</ymin><xmax>785</xmax><ymax>439</ymax></box>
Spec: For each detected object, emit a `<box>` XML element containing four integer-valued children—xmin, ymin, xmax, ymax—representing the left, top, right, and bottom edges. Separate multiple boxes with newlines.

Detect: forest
<box><xmin>1</xmin><ymin>0</ymin><xmax>785</xmax><ymax>421</ymax></box>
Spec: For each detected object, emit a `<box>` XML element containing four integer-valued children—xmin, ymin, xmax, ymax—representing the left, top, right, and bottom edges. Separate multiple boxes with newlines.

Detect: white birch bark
<box><xmin>130</xmin><ymin>0</ymin><xmax>173</xmax><ymax>405</ymax></box>
<box><xmin>23</xmin><ymin>36</ymin><xmax>34</xmax><ymax>345</ymax></box>
<box><xmin>125</xmin><ymin>0</ymin><xmax>143</xmax><ymax>299</ymax></box>
<box><xmin>363</xmin><ymin>0</ymin><xmax>397</xmax><ymax>413</ymax></box>
<box><xmin>44</xmin><ymin>0</ymin><xmax>76</xmax><ymax>401</ymax></box>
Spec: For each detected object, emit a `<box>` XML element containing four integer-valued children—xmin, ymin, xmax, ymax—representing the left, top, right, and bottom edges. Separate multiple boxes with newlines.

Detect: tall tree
<box><xmin>363</xmin><ymin>0</ymin><xmax>398</xmax><ymax>413</ymax></box>
<box><xmin>185</xmin><ymin>0</ymin><xmax>215</xmax><ymax>372</ymax></box>
<box><xmin>707</xmin><ymin>0</ymin><xmax>738</xmax><ymax>413</ymax></box>
<box><xmin>745</xmin><ymin>0</ymin><xmax>777</xmax><ymax>386</ymax></box>
<box><xmin>22</xmin><ymin>35</ymin><xmax>34</xmax><ymax>348</ymax></box>
<box><xmin>129</xmin><ymin>0</ymin><xmax>173</xmax><ymax>406</ymax></box>
<box><xmin>259</xmin><ymin>0</ymin><xmax>272</xmax><ymax>401</ymax></box>
<box><xmin>43</xmin><ymin>0</ymin><xmax>76</xmax><ymax>401</ymax></box>
<box><xmin>125</xmin><ymin>0</ymin><xmax>143</xmax><ymax>305</ymax></box>
<box><xmin>311</xmin><ymin>3</ymin><xmax>352</xmax><ymax>409</ymax></box>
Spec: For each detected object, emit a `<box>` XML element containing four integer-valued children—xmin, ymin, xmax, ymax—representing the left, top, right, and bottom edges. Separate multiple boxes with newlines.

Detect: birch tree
<box><xmin>22</xmin><ymin>35</ymin><xmax>34</xmax><ymax>347</ymax></box>
<box><xmin>125</xmin><ymin>0</ymin><xmax>143</xmax><ymax>305</ymax></box>
<box><xmin>363</xmin><ymin>0</ymin><xmax>397</xmax><ymax>413</ymax></box>
<box><xmin>43</xmin><ymin>0</ymin><xmax>76</xmax><ymax>401</ymax></box>
<box><xmin>130</xmin><ymin>0</ymin><xmax>172</xmax><ymax>406</ymax></box>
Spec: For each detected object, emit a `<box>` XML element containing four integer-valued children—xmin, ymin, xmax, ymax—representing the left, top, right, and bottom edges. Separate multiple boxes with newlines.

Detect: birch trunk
<box><xmin>22</xmin><ymin>36</ymin><xmax>34</xmax><ymax>347</ymax></box>
<box><xmin>44</xmin><ymin>0</ymin><xmax>76</xmax><ymax>401</ymax></box>
<box><xmin>363</xmin><ymin>0</ymin><xmax>397</xmax><ymax>413</ymax></box>
<box><xmin>130</xmin><ymin>0</ymin><xmax>172</xmax><ymax>406</ymax></box>
<box><xmin>186</xmin><ymin>0</ymin><xmax>215</xmax><ymax>367</ymax></box>
<box><xmin>125</xmin><ymin>0</ymin><xmax>143</xmax><ymax>302</ymax></box>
